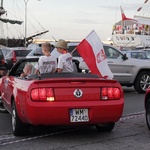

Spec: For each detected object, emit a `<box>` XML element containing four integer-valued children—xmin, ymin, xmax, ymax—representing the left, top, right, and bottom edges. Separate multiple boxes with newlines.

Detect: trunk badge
<box><xmin>74</xmin><ymin>89</ymin><xmax>83</xmax><ymax>98</ymax></box>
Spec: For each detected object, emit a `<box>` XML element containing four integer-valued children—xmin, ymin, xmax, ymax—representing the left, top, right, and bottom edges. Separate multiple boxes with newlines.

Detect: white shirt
<box><xmin>35</xmin><ymin>55</ymin><xmax>57</xmax><ymax>74</ymax></box>
<box><xmin>57</xmin><ymin>53</ymin><xmax>74</xmax><ymax>72</ymax></box>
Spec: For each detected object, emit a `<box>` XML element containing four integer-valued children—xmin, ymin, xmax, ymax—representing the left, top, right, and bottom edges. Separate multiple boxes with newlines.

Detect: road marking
<box><xmin>120</xmin><ymin>111</ymin><xmax>145</xmax><ymax>121</ymax></box>
<box><xmin>0</xmin><ymin>129</ymin><xmax>75</xmax><ymax>146</ymax></box>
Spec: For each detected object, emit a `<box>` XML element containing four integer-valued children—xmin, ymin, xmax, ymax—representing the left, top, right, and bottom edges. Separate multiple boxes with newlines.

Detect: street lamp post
<box><xmin>24</xmin><ymin>0</ymin><xmax>29</xmax><ymax>48</ymax></box>
<box><xmin>24</xmin><ymin>0</ymin><xmax>40</xmax><ymax>48</ymax></box>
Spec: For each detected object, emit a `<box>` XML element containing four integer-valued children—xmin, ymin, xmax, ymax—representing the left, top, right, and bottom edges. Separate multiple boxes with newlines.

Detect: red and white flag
<box><xmin>76</xmin><ymin>30</ymin><xmax>114</xmax><ymax>79</ymax></box>
<box><xmin>120</xmin><ymin>6</ymin><xmax>150</xmax><ymax>25</ymax></box>
<box><xmin>120</xmin><ymin>6</ymin><xmax>137</xmax><ymax>22</ymax></box>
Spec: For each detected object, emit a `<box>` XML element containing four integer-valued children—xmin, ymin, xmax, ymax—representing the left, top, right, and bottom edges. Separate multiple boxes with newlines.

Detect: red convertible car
<box><xmin>0</xmin><ymin>58</ymin><xmax>124</xmax><ymax>136</ymax></box>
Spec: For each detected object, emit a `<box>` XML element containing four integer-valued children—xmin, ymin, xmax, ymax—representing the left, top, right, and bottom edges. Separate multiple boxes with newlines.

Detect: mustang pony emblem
<box><xmin>73</xmin><ymin>89</ymin><xmax>83</xmax><ymax>98</ymax></box>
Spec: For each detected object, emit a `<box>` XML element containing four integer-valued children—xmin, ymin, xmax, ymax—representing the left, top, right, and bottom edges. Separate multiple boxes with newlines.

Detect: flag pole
<box><xmin>71</xmin><ymin>47</ymin><xmax>76</xmax><ymax>55</ymax></box>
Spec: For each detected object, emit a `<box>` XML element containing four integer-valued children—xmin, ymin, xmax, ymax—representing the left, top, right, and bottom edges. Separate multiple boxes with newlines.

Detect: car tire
<box><xmin>12</xmin><ymin>101</ymin><xmax>30</xmax><ymax>136</ymax></box>
<box><xmin>96</xmin><ymin>122</ymin><xmax>115</xmax><ymax>132</ymax></box>
<box><xmin>146</xmin><ymin>100</ymin><xmax>150</xmax><ymax>131</ymax></box>
<box><xmin>134</xmin><ymin>71</ymin><xmax>150</xmax><ymax>93</ymax></box>
<box><xmin>0</xmin><ymin>99</ymin><xmax>7</xmax><ymax>113</ymax></box>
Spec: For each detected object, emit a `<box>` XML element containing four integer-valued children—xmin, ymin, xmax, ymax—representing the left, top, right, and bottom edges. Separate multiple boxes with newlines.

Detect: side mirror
<box><xmin>122</xmin><ymin>54</ymin><xmax>128</xmax><ymax>60</ymax></box>
<box><xmin>5</xmin><ymin>59</ymin><xmax>13</xmax><ymax>70</ymax></box>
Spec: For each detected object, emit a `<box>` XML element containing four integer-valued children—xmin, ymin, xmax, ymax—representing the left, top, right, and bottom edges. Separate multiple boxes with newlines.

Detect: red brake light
<box><xmin>31</xmin><ymin>88</ymin><xmax>54</xmax><ymax>101</ymax></box>
<box><xmin>39</xmin><ymin>88</ymin><xmax>47</xmax><ymax>100</ymax></box>
<box><xmin>101</xmin><ymin>87</ymin><xmax>121</xmax><ymax>100</ymax></box>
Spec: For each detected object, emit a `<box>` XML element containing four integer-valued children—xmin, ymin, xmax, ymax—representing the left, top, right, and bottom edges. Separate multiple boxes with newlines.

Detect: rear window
<box><xmin>15</xmin><ymin>50</ymin><xmax>31</xmax><ymax>56</ymax></box>
<box><xmin>131</xmin><ymin>52</ymin><xmax>148</xmax><ymax>59</ymax></box>
<box><xmin>6</xmin><ymin>50</ymin><xmax>31</xmax><ymax>57</ymax></box>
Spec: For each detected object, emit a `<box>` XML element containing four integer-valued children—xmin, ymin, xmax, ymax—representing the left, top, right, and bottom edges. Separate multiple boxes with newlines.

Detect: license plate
<box><xmin>70</xmin><ymin>109</ymin><xmax>89</xmax><ymax>122</ymax></box>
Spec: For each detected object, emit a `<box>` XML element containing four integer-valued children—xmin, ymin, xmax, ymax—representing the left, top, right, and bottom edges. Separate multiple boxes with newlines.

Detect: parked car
<box><xmin>1</xmin><ymin>47</ymin><xmax>31</xmax><ymax>63</ymax></box>
<box><xmin>0</xmin><ymin>58</ymin><xmax>124</xmax><ymax>136</ymax></box>
<box><xmin>123</xmin><ymin>50</ymin><xmax>150</xmax><ymax>59</ymax></box>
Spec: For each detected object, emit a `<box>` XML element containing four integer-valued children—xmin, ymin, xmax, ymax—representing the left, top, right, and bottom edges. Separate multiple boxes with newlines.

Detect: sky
<box><xmin>0</xmin><ymin>0</ymin><xmax>149</xmax><ymax>41</ymax></box>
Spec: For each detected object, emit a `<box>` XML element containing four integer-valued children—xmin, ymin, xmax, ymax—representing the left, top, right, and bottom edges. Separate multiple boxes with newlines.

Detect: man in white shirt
<box><xmin>55</xmin><ymin>39</ymin><xmax>74</xmax><ymax>73</ymax></box>
<box><xmin>34</xmin><ymin>42</ymin><xmax>57</xmax><ymax>74</ymax></box>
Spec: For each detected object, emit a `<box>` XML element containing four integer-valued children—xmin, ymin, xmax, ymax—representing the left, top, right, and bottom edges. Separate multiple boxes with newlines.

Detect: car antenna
<box><xmin>52</xmin><ymin>36</ymin><xmax>57</xmax><ymax>42</ymax></box>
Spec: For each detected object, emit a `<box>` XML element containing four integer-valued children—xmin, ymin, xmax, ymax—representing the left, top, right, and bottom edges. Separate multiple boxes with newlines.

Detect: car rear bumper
<box><xmin>18</xmin><ymin>99</ymin><xmax>124</xmax><ymax>126</ymax></box>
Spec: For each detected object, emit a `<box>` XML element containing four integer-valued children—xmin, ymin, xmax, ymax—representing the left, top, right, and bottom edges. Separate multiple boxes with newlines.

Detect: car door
<box><xmin>103</xmin><ymin>45</ymin><xmax>134</xmax><ymax>83</ymax></box>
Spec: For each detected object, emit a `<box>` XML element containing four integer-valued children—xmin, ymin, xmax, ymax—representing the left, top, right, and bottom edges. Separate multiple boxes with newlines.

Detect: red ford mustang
<box><xmin>0</xmin><ymin>58</ymin><xmax>124</xmax><ymax>136</ymax></box>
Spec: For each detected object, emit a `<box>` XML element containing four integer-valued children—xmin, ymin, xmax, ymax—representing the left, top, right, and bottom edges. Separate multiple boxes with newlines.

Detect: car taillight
<box><xmin>12</xmin><ymin>51</ymin><xmax>17</xmax><ymax>63</ymax></box>
<box><xmin>101</xmin><ymin>87</ymin><xmax>121</xmax><ymax>100</ymax></box>
<box><xmin>31</xmin><ymin>88</ymin><xmax>55</xmax><ymax>101</ymax></box>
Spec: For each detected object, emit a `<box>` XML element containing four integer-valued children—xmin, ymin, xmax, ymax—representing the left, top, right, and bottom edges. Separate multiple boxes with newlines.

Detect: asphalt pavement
<box><xmin>0</xmin><ymin>86</ymin><xmax>149</xmax><ymax>150</ymax></box>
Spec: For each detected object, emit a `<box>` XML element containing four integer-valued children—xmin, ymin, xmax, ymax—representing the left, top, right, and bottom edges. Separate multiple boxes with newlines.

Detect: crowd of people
<box><xmin>112</xmin><ymin>23</ymin><xmax>150</xmax><ymax>35</ymax></box>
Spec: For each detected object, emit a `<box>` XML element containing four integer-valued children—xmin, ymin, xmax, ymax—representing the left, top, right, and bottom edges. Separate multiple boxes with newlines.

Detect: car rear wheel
<box><xmin>96</xmin><ymin>122</ymin><xmax>115</xmax><ymax>132</ymax></box>
<box><xmin>12</xmin><ymin>101</ymin><xmax>29</xmax><ymax>136</ymax></box>
<box><xmin>134</xmin><ymin>71</ymin><xmax>150</xmax><ymax>93</ymax></box>
<box><xmin>146</xmin><ymin>100</ymin><xmax>150</xmax><ymax>130</ymax></box>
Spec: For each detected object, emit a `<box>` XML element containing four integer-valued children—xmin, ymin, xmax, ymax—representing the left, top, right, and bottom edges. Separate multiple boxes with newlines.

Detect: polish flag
<box><xmin>76</xmin><ymin>30</ymin><xmax>114</xmax><ymax>79</ymax></box>
<box><xmin>120</xmin><ymin>6</ymin><xmax>137</xmax><ymax>22</ymax></box>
